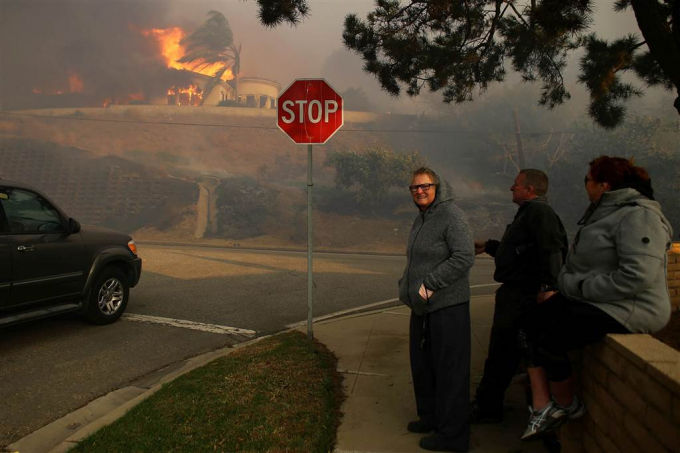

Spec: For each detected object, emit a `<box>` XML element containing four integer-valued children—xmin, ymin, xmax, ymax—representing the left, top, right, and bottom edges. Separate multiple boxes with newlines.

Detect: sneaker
<box><xmin>520</xmin><ymin>402</ymin><xmax>567</xmax><ymax>441</ymax></box>
<box><xmin>407</xmin><ymin>419</ymin><xmax>434</xmax><ymax>433</ymax></box>
<box><xmin>557</xmin><ymin>396</ymin><xmax>586</xmax><ymax>420</ymax></box>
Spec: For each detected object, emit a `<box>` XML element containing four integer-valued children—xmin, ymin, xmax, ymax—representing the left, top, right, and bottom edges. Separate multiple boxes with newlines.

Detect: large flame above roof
<box><xmin>142</xmin><ymin>27</ymin><xmax>233</xmax><ymax>81</ymax></box>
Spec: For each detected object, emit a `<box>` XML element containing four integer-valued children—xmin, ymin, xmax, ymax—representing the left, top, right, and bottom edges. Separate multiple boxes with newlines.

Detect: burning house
<box><xmin>2</xmin><ymin>10</ymin><xmax>278</xmax><ymax>111</ymax></box>
<box><xmin>146</xmin><ymin>26</ymin><xmax>278</xmax><ymax>109</ymax></box>
<box><xmin>163</xmin><ymin>75</ymin><xmax>279</xmax><ymax>109</ymax></box>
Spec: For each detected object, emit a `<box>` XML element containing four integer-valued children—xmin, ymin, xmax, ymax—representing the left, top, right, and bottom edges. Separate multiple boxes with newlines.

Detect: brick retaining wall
<box><xmin>669</xmin><ymin>244</ymin><xmax>680</xmax><ymax>311</ymax></box>
<box><xmin>559</xmin><ymin>245</ymin><xmax>680</xmax><ymax>452</ymax></box>
<box><xmin>560</xmin><ymin>335</ymin><xmax>680</xmax><ymax>452</ymax></box>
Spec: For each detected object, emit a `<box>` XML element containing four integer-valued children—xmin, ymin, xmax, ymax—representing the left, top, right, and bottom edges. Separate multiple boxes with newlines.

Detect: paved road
<box><xmin>0</xmin><ymin>244</ymin><xmax>496</xmax><ymax>447</ymax></box>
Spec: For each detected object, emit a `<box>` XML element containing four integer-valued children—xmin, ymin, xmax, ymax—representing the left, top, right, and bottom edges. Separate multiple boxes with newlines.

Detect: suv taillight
<box><xmin>127</xmin><ymin>240</ymin><xmax>138</xmax><ymax>256</ymax></box>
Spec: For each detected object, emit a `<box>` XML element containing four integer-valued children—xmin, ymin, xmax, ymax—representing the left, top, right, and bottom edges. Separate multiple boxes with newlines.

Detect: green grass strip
<box><xmin>70</xmin><ymin>331</ymin><xmax>344</xmax><ymax>452</ymax></box>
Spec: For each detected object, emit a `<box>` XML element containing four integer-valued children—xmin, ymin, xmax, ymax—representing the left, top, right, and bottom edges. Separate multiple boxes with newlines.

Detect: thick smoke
<box><xmin>0</xmin><ymin>0</ymin><xmax>418</xmax><ymax>113</ymax></box>
<box><xmin>0</xmin><ymin>0</ymin><xmax>194</xmax><ymax>109</ymax></box>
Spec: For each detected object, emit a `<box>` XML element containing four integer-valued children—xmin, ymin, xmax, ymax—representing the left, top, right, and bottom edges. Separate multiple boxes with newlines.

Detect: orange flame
<box><xmin>68</xmin><ymin>72</ymin><xmax>84</xmax><ymax>93</ymax></box>
<box><xmin>167</xmin><ymin>84</ymin><xmax>202</xmax><ymax>96</ymax></box>
<box><xmin>142</xmin><ymin>27</ymin><xmax>234</xmax><ymax>81</ymax></box>
<box><xmin>167</xmin><ymin>83</ymin><xmax>203</xmax><ymax>106</ymax></box>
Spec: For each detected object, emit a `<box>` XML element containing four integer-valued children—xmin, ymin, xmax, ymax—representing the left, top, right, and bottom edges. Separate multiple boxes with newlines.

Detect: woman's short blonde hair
<box><xmin>412</xmin><ymin>167</ymin><xmax>440</xmax><ymax>189</ymax></box>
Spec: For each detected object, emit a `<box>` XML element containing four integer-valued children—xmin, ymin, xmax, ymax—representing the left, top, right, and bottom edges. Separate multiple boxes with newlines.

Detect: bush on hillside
<box><xmin>214</xmin><ymin>177</ymin><xmax>277</xmax><ymax>239</ymax></box>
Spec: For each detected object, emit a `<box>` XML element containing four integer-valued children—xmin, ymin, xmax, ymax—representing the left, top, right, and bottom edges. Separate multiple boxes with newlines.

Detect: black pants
<box><xmin>520</xmin><ymin>293</ymin><xmax>629</xmax><ymax>381</ymax></box>
<box><xmin>474</xmin><ymin>284</ymin><xmax>536</xmax><ymax>413</ymax></box>
<box><xmin>409</xmin><ymin>303</ymin><xmax>470</xmax><ymax>450</ymax></box>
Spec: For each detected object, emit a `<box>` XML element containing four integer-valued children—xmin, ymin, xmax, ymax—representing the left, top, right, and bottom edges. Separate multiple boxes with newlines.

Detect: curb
<box><xmin>7</xmin><ymin>300</ymin><xmax>402</xmax><ymax>453</ymax></box>
<box><xmin>8</xmin><ymin>335</ymin><xmax>272</xmax><ymax>453</ymax></box>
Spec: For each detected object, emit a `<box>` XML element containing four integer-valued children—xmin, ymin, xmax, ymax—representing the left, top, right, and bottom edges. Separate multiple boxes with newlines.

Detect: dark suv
<box><xmin>0</xmin><ymin>180</ymin><xmax>142</xmax><ymax>326</ymax></box>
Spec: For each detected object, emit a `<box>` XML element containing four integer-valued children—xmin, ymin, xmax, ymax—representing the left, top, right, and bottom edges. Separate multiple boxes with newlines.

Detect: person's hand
<box><xmin>474</xmin><ymin>240</ymin><xmax>486</xmax><ymax>255</ymax></box>
<box><xmin>537</xmin><ymin>290</ymin><xmax>557</xmax><ymax>303</ymax></box>
<box><xmin>419</xmin><ymin>284</ymin><xmax>434</xmax><ymax>301</ymax></box>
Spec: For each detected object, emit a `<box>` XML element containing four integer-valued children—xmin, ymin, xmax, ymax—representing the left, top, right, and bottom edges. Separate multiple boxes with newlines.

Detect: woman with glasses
<box><xmin>398</xmin><ymin>167</ymin><xmax>474</xmax><ymax>452</ymax></box>
<box><xmin>519</xmin><ymin>156</ymin><xmax>673</xmax><ymax>441</ymax></box>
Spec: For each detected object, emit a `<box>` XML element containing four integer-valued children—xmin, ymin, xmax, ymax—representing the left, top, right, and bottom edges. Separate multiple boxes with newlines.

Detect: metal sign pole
<box><xmin>307</xmin><ymin>143</ymin><xmax>313</xmax><ymax>339</ymax></box>
<box><xmin>277</xmin><ymin>79</ymin><xmax>343</xmax><ymax>340</ymax></box>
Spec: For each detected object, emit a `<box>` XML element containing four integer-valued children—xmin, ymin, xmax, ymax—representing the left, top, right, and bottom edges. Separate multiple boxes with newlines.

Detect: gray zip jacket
<box><xmin>398</xmin><ymin>185</ymin><xmax>474</xmax><ymax>315</ymax></box>
<box><xmin>558</xmin><ymin>188</ymin><xmax>673</xmax><ymax>333</ymax></box>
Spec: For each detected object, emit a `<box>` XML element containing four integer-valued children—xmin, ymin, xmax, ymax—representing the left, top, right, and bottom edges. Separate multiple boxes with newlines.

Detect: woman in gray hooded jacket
<box><xmin>399</xmin><ymin>167</ymin><xmax>474</xmax><ymax>452</ymax></box>
<box><xmin>519</xmin><ymin>156</ymin><xmax>674</xmax><ymax>441</ymax></box>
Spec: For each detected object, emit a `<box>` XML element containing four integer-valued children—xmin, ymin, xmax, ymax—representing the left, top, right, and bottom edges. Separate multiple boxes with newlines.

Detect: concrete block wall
<box><xmin>669</xmin><ymin>245</ymin><xmax>680</xmax><ymax>311</ymax></box>
<box><xmin>559</xmin><ymin>338</ymin><xmax>680</xmax><ymax>452</ymax></box>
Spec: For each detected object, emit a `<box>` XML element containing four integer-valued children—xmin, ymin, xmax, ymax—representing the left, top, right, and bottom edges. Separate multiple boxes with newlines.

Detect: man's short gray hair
<box><xmin>519</xmin><ymin>169</ymin><xmax>548</xmax><ymax>196</ymax></box>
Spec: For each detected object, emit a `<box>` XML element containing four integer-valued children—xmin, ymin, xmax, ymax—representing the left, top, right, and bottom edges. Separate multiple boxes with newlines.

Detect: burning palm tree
<box><xmin>178</xmin><ymin>11</ymin><xmax>241</xmax><ymax>104</ymax></box>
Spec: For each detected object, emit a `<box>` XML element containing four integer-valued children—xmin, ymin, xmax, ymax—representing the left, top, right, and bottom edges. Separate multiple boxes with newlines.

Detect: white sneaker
<box><xmin>520</xmin><ymin>402</ymin><xmax>567</xmax><ymax>441</ymax></box>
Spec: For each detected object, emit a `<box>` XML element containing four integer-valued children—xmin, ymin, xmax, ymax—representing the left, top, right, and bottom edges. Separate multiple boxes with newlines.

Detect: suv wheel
<box><xmin>84</xmin><ymin>267</ymin><xmax>129</xmax><ymax>324</ymax></box>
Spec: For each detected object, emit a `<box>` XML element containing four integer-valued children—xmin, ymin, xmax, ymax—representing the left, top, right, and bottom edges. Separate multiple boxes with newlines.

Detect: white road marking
<box><xmin>123</xmin><ymin>314</ymin><xmax>256</xmax><ymax>336</ymax></box>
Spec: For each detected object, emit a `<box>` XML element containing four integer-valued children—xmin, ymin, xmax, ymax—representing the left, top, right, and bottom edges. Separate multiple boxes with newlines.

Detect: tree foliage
<box><xmin>254</xmin><ymin>0</ymin><xmax>310</xmax><ymax>26</ymax></box>
<box><xmin>326</xmin><ymin>146</ymin><xmax>424</xmax><ymax>209</ymax></box>
<box><xmin>332</xmin><ymin>0</ymin><xmax>679</xmax><ymax>129</ymax></box>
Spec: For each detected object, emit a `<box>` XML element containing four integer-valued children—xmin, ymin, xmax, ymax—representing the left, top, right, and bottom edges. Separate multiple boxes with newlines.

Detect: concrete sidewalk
<box><xmin>9</xmin><ymin>294</ymin><xmax>547</xmax><ymax>453</ymax></box>
<box><xmin>312</xmin><ymin>294</ymin><xmax>546</xmax><ymax>453</ymax></box>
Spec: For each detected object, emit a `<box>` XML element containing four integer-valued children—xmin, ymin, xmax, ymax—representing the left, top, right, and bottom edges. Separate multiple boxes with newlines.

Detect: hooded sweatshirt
<box><xmin>558</xmin><ymin>188</ymin><xmax>674</xmax><ymax>333</ymax></box>
<box><xmin>398</xmin><ymin>183</ymin><xmax>474</xmax><ymax>315</ymax></box>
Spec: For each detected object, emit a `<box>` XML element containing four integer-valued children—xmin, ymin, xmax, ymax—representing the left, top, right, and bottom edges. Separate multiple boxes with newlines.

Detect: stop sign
<box><xmin>277</xmin><ymin>79</ymin><xmax>343</xmax><ymax>144</ymax></box>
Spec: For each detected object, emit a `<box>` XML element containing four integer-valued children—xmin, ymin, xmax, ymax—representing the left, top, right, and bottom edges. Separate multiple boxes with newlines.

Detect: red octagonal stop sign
<box><xmin>277</xmin><ymin>79</ymin><xmax>343</xmax><ymax>144</ymax></box>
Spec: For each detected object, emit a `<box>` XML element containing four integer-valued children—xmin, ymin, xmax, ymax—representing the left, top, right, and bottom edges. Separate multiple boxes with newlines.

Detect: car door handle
<box><xmin>17</xmin><ymin>245</ymin><xmax>35</xmax><ymax>252</ymax></box>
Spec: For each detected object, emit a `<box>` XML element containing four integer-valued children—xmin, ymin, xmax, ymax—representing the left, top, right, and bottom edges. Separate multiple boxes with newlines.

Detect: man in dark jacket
<box><xmin>470</xmin><ymin>169</ymin><xmax>567</xmax><ymax>423</ymax></box>
<box><xmin>399</xmin><ymin>167</ymin><xmax>474</xmax><ymax>452</ymax></box>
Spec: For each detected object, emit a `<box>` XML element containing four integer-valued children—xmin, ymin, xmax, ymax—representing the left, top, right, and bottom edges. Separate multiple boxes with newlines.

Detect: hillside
<box><xmin>0</xmin><ymin>106</ymin><xmax>514</xmax><ymax>253</ymax></box>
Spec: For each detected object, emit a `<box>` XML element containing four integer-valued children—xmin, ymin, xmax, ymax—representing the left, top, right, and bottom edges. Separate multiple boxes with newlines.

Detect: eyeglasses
<box><xmin>409</xmin><ymin>183</ymin><xmax>435</xmax><ymax>193</ymax></box>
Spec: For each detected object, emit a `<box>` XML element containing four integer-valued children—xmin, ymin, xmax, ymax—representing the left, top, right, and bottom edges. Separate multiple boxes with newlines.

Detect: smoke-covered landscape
<box><xmin>2</xmin><ymin>1</ymin><xmax>680</xmax><ymax>449</ymax></box>
<box><xmin>1</xmin><ymin>0</ymin><xmax>679</xmax><ymax>252</ymax></box>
